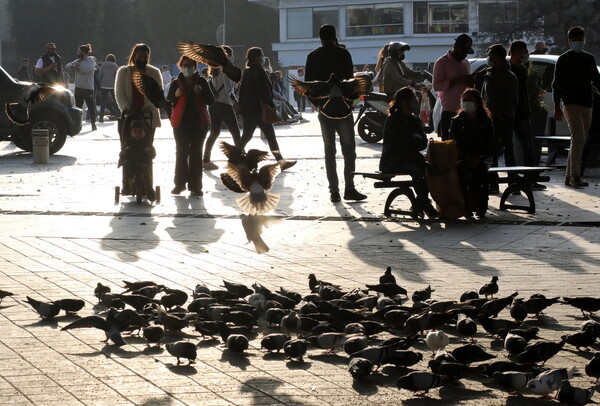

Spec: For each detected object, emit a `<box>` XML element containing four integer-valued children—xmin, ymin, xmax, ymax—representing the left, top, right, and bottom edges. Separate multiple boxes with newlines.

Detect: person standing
<box><xmin>16</xmin><ymin>58</ymin><xmax>30</xmax><ymax>81</ymax></box>
<box><xmin>432</xmin><ymin>34</ymin><xmax>475</xmax><ymax>140</ymax></box>
<box><xmin>305</xmin><ymin>24</ymin><xmax>366</xmax><ymax>202</ymax></box>
<box><xmin>382</xmin><ymin>41</ymin><xmax>424</xmax><ymax>98</ymax></box>
<box><xmin>293</xmin><ymin>67</ymin><xmax>307</xmax><ymax>113</ymax></box>
<box><xmin>65</xmin><ymin>44</ymin><xmax>98</xmax><ymax>131</ymax></box>
<box><xmin>97</xmin><ymin>54</ymin><xmax>120</xmax><ymax>122</ymax></box>
<box><xmin>237</xmin><ymin>47</ymin><xmax>296</xmax><ymax>170</ymax></box>
<box><xmin>167</xmin><ymin>56</ymin><xmax>215</xmax><ymax>196</ymax></box>
<box><xmin>161</xmin><ymin>65</ymin><xmax>172</xmax><ymax>92</ymax></box>
<box><xmin>34</xmin><ymin>42</ymin><xmax>64</xmax><ymax>84</ymax></box>
<box><xmin>482</xmin><ymin>44</ymin><xmax>519</xmax><ymax>192</ymax></box>
<box><xmin>552</xmin><ymin>26</ymin><xmax>600</xmax><ymax>187</ymax></box>
<box><xmin>531</xmin><ymin>42</ymin><xmax>548</xmax><ymax>55</ymax></box>
<box><xmin>203</xmin><ymin>45</ymin><xmax>241</xmax><ymax>170</ymax></box>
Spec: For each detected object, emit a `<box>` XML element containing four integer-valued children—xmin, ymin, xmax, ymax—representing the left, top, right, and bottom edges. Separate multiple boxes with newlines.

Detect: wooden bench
<box><xmin>488</xmin><ymin>166</ymin><xmax>552</xmax><ymax>214</ymax></box>
<box><xmin>535</xmin><ymin>136</ymin><xmax>570</xmax><ymax>166</ymax></box>
<box><xmin>353</xmin><ymin>172</ymin><xmax>419</xmax><ymax>218</ymax></box>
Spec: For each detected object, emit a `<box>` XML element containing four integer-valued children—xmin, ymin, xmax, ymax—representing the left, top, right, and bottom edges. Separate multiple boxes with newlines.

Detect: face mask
<box><xmin>486</xmin><ymin>56</ymin><xmax>493</xmax><ymax>67</ymax></box>
<box><xmin>571</xmin><ymin>41</ymin><xmax>585</xmax><ymax>52</ymax></box>
<box><xmin>261</xmin><ymin>56</ymin><xmax>267</xmax><ymax>65</ymax></box>
<box><xmin>135</xmin><ymin>59</ymin><xmax>147</xmax><ymax>70</ymax></box>
<box><xmin>182</xmin><ymin>66</ymin><xmax>195</xmax><ymax>77</ymax></box>
<box><xmin>461</xmin><ymin>101</ymin><xmax>477</xmax><ymax>114</ymax></box>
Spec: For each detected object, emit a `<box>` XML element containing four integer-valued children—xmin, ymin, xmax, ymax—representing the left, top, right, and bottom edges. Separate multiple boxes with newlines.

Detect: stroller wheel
<box><xmin>155</xmin><ymin>186</ymin><xmax>161</xmax><ymax>203</ymax></box>
<box><xmin>114</xmin><ymin>186</ymin><xmax>120</xmax><ymax>203</ymax></box>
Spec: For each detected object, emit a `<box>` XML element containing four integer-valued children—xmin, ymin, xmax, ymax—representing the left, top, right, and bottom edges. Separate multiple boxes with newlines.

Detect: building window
<box><xmin>413</xmin><ymin>2</ymin><xmax>468</xmax><ymax>34</ymax></box>
<box><xmin>346</xmin><ymin>3</ymin><xmax>403</xmax><ymax>37</ymax></box>
<box><xmin>287</xmin><ymin>7</ymin><xmax>339</xmax><ymax>39</ymax></box>
<box><xmin>479</xmin><ymin>1</ymin><xmax>518</xmax><ymax>32</ymax></box>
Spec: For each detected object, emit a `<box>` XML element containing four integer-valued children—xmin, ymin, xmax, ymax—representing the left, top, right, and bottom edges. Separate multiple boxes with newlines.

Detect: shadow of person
<box><xmin>138</xmin><ymin>396</ymin><xmax>173</xmax><ymax>406</ymax></box>
<box><xmin>240</xmin><ymin>377</ymin><xmax>285</xmax><ymax>403</ymax></box>
<box><xmin>101</xmin><ymin>210</ymin><xmax>160</xmax><ymax>262</ymax></box>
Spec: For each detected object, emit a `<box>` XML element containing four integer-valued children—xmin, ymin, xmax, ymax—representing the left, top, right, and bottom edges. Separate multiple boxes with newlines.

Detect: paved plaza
<box><xmin>0</xmin><ymin>114</ymin><xmax>600</xmax><ymax>405</ymax></box>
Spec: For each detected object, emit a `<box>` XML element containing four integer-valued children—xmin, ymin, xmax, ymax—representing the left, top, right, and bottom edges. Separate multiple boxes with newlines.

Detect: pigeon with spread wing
<box><xmin>178</xmin><ymin>42</ymin><xmax>242</xmax><ymax>82</ymax></box>
<box><xmin>290</xmin><ymin>73</ymin><xmax>371</xmax><ymax>119</ymax></box>
<box><xmin>226</xmin><ymin>161</ymin><xmax>280</xmax><ymax>215</ymax></box>
<box><xmin>219</xmin><ymin>141</ymin><xmax>269</xmax><ymax>194</ymax></box>
<box><xmin>6</xmin><ymin>83</ymin><xmax>57</xmax><ymax>124</ymax></box>
<box><xmin>131</xmin><ymin>70</ymin><xmax>172</xmax><ymax>118</ymax></box>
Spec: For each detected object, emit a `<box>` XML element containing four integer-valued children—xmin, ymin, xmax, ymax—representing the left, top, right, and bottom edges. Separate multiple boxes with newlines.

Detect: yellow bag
<box><xmin>426</xmin><ymin>139</ymin><xmax>467</xmax><ymax>219</ymax></box>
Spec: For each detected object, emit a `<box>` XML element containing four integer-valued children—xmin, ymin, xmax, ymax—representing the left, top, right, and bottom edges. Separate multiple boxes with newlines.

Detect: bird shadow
<box><xmin>138</xmin><ymin>395</ymin><xmax>174</xmax><ymax>406</ymax></box>
<box><xmin>54</xmin><ymin>314</ymin><xmax>82</xmax><ymax>322</ymax></box>
<box><xmin>22</xmin><ymin>319</ymin><xmax>59</xmax><ymax>329</ymax></box>
<box><xmin>166</xmin><ymin>364</ymin><xmax>198</xmax><ymax>375</ymax></box>
<box><xmin>101</xmin><ymin>344</ymin><xmax>145</xmax><ymax>359</ymax></box>
<box><xmin>196</xmin><ymin>337</ymin><xmax>220</xmax><ymax>348</ymax></box>
<box><xmin>285</xmin><ymin>359</ymin><xmax>311</xmax><ymax>370</ymax></box>
<box><xmin>262</xmin><ymin>351</ymin><xmax>287</xmax><ymax>361</ymax></box>
<box><xmin>142</xmin><ymin>346</ymin><xmax>164</xmax><ymax>355</ymax></box>
<box><xmin>506</xmin><ymin>394</ymin><xmax>552</xmax><ymax>405</ymax></box>
<box><xmin>308</xmin><ymin>353</ymin><xmax>348</xmax><ymax>366</ymax></box>
<box><xmin>438</xmin><ymin>382</ymin><xmax>493</xmax><ymax>401</ymax></box>
<box><xmin>0</xmin><ymin>303</ymin><xmax>16</xmax><ymax>310</ymax></box>
<box><xmin>351</xmin><ymin>379</ymin><xmax>379</xmax><ymax>395</ymax></box>
<box><xmin>220</xmin><ymin>350</ymin><xmax>252</xmax><ymax>370</ymax></box>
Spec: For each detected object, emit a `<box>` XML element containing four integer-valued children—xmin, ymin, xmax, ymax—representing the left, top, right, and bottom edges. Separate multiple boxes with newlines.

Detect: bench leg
<box><xmin>384</xmin><ymin>186</ymin><xmax>419</xmax><ymax>219</ymax></box>
<box><xmin>499</xmin><ymin>183</ymin><xmax>536</xmax><ymax>213</ymax></box>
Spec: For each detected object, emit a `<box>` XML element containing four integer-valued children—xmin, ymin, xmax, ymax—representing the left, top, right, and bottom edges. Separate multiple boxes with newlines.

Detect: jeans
<box><xmin>74</xmin><ymin>87</ymin><xmax>96</xmax><ymax>125</ymax></box>
<box><xmin>514</xmin><ymin>115</ymin><xmax>535</xmax><ymax>166</ymax></box>
<box><xmin>294</xmin><ymin>92</ymin><xmax>306</xmax><ymax>112</ymax></box>
<box><xmin>204</xmin><ymin>102</ymin><xmax>241</xmax><ymax>162</ymax></box>
<box><xmin>99</xmin><ymin>88</ymin><xmax>120</xmax><ymax>120</ymax></box>
<box><xmin>173</xmin><ymin>127</ymin><xmax>207</xmax><ymax>191</ymax></box>
<box><xmin>238</xmin><ymin>115</ymin><xmax>283</xmax><ymax>161</ymax></box>
<box><xmin>564</xmin><ymin>104</ymin><xmax>593</xmax><ymax>179</ymax></box>
<box><xmin>318</xmin><ymin>114</ymin><xmax>356</xmax><ymax>192</ymax></box>
<box><xmin>439</xmin><ymin>110</ymin><xmax>456</xmax><ymax>141</ymax></box>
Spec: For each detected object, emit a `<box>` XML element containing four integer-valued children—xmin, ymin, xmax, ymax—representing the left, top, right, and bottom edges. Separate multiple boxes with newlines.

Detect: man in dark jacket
<box><xmin>305</xmin><ymin>24</ymin><xmax>366</xmax><ymax>202</ymax></box>
<box><xmin>553</xmin><ymin>26</ymin><xmax>600</xmax><ymax>187</ymax></box>
<box><xmin>16</xmin><ymin>59</ymin><xmax>30</xmax><ymax>81</ymax></box>
<box><xmin>34</xmin><ymin>43</ymin><xmax>64</xmax><ymax>84</ymax></box>
<box><xmin>482</xmin><ymin>44</ymin><xmax>518</xmax><ymax>193</ymax></box>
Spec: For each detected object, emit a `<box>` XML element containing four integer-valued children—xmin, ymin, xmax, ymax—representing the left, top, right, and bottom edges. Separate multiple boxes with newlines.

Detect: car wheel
<box><xmin>357</xmin><ymin>116</ymin><xmax>383</xmax><ymax>143</ymax></box>
<box><xmin>26</xmin><ymin>113</ymin><xmax>68</xmax><ymax>155</ymax></box>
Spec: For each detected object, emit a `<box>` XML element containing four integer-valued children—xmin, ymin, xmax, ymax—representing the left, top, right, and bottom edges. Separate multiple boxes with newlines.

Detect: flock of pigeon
<box><xmin>3</xmin><ymin>270</ymin><xmax>600</xmax><ymax>404</ymax></box>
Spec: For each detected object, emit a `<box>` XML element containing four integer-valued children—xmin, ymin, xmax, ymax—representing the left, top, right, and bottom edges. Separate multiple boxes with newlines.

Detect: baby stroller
<box><xmin>114</xmin><ymin>111</ymin><xmax>160</xmax><ymax>204</ymax></box>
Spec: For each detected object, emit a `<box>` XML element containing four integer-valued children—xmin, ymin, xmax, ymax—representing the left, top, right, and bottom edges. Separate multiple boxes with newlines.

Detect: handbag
<box><xmin>261</xmin><ymin>102</ymin><xmax>281</xmax><ymax>124</ymax></box>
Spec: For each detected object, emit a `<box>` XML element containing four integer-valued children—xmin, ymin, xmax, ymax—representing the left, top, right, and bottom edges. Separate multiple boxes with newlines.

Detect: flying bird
<box><xmin>178</xmin><ymin>41</ymin><xmax>242</xmax><ymax>82</ymax></box>
<box><xmin>290</xmin><ymin>73</ymin><xmax>371</xmax><ymax>119</ymax></box>
<box><xmin>224</xmin><ymin>161</ymin><xmax>281</xmax><ymax>215</ymax></box>
<box><xmin>6</xmin><ymin>83</ymin><xmax>57</xmax><ymax>124</ymax></box>
<box><xmin>131</xmin><ymin>71</ymin><xmax>172</xmax><ymax>118</ymax></box>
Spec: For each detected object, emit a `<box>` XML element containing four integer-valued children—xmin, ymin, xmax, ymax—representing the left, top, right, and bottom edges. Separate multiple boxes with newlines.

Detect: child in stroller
<box><xmin>118</xmin><ymin>116</ymin><xmax>158</xmax><ymax>203</ymax></box>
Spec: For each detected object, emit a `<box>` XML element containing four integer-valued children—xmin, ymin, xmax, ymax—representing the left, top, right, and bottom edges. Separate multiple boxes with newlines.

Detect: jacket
<box><xmin>449</xmin><ymin>112</ymin><xmax>495</xmax><ymax>166</ymax></box>
<box><xmin>552</xmin><ymin>49</ymin><xmax>600</xmax><ymax>108</ymax></box>
<box><xmin>210</xmin><ymin>69</ymin><xmax>235</xmax><ymax>106</ymax></box>
<box><xmin>238</xmin><ymin>64</ymin><xmax>274</xmax><ymax>117</ymax></box>
<box><xmin>382</xmin><ymin>57</ymin><xmax>424</xmax><ymax>96</ymax></box>
<box><xmin>115</xmin><ymin>64</ymin><xmax>163</xmax><ymax>128</ymax></box>
<box><xmin>379</xmin><ymin>112</ymin><xmax>427</xmax><ymax>172</ymax></box>
<box><xmin>65</xmin><ymin>56</ymin><xmax>96</xmax><ymax>90</ymax></box>
<box><xmin>36</xmin><ymin>53</ymin><xmax>63</xmax><ymax>84</ymax></box>
<box><xmin>98</xmin><ymin>61</ymin><xmax>119</xmax><ymax>89</ymax></box>
<box><xmin>481</xmin><ymin>64</ymin><xmax>519</xmax><ymax>120</ymax></box>
<box><xmin>167</xmin><ymin>73</ymin><xmax>214</xmax><ymax>129</ymax></box>
<box><xmin>305</xmin><ymin>44</ymin><xmax>354</xmax><ymax>82</ymax></box>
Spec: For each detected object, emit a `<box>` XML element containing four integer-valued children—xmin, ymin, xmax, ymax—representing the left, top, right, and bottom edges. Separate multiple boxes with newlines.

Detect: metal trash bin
<box><xmin>32</xmin><ymin>129</ymin><xmax>49</xmax><ymax>164</ymax></box>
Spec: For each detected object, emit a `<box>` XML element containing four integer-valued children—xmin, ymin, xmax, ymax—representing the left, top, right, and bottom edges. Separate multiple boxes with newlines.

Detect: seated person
<box><xmin>449</xmin><ymin>88</ymin><xmax>495</xmax><ymax>217</ymax></box>
<box><xmin>379</xmin><ymin>87</ymin><xmax>438</xmax><ymax>219</ymax></box>
<box><xmin>119</xmin><ymin>119</ymin><xmax>157</xmax><ymax>200</ymax></box>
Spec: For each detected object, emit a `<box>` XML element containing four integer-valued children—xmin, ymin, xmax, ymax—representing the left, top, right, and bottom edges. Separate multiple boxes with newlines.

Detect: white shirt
<box><xmin>35</xmin><ymin>55</ymin><xmax>56</xmax><ymax>69</ymax></box>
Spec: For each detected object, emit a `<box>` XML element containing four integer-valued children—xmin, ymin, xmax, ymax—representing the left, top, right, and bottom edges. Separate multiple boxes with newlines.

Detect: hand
<box><xmin>175</xmin><ymin>87</ymin><xmax>183</xmax><ymax>98</ymax></box>
<box><xmin>193</xmin><ymin>84</ymin><xmax>202</xmax><ymax>93</ymax></box>
<box><xmin>555</xmin><ymin>107</ymin><xmax>564</xmax><ymax>121</ymax></box>
<box><xmin>49</xmin><ymin>62</ymin><xmax>57</xmax><ymax>70</ymax></box>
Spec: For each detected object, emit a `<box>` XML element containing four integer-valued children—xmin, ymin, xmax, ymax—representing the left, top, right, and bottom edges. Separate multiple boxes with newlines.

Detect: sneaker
<box><xmin>171</xmin><ymin>186</ymin><xmax>186</xmax><ymax>195</ymax></box>
<box><xmin>279</xmin><ymin>160</ymin><xmax>297</xmax><ymax>171</ymax></box>
<box><xmin>189</xmin><ymin>190</ymin><xmax>204</xmax><ymax>196</ymax></box>
<box><xmin>568</xmin><ymin>177</ymin><xmax>588</xmax><ymax>187</ymax></box>
<box><xmin>531</xmin><ymin>182</ymin><xmax>547</xmax><ymax>191</ymax></box>
<box><xmin>146</xmin><ymin>189</ymin><xmax>156</xmax><ymax>202</ymax></box>
<box><xmin>203</xmin><ymin>161</ymin><xmax>219</xmax><ymax>170</ymax></box>
<box><xmin>343</xmin><ymin>188</ymin><xmax>367</xmax><ymax>201</ymax></box>
<box><xmin>330</xmin><ymin>191</ymin><xmax>341</xmax><ymax>203</ymax></box>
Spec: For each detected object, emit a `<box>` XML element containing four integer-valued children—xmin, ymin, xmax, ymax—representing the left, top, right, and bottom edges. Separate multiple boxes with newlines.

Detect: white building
<box><xmin>270</xmin><ymin>0</ymin><xmax>526</xmax><ymax>71</ymax></box>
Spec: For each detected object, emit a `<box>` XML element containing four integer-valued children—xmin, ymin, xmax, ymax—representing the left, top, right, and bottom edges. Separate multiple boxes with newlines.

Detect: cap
<box><xmin>454</xmin><ymin>34</ymin><xmax>474</xmax><ymax>54</ymax></box>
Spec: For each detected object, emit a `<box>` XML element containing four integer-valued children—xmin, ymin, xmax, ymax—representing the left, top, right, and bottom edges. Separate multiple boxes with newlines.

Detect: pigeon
<box><xmin>396</xmin><ymin>371</ymin><xmax>448</xmax><ymax>396</ymax></box>
<box><xmin>516</xmin><ymin>340</ymin><xmax>565</xmax><ymax>365</ymax></box>
<box><xmin>178</xmin><ymin>42</ymin><xmax>242</xmax><ymax>82</ymax></box>
<box><xmin>380</xmin><ymin>350</ymin><xmax>423</xmax><ymax>368</ymax></box>
<box><xmin>160</xmin><ymin>288</ymin><xmax>188</xmax><ymax>309</ymax></box>
<box><xmin>223</xmin><ymin>310</ymin><xmax>256</xmax><ymax>329</ymax></box>
<box><xmin>223</xmin><ymin>161</ymin><xmax>280</xmax><ymax>215</ymax></box>
<box><xmin>343</xmin><ymin>335</ymin><xmax>369</xmax><ymax>356</ymax></box>
<box><xmin>166</xmin><ymin>341</ymin><xmax>197</xmax><ymax>365</ymax></box>
<box><xmin>562</xmin><ymin>325</ymin><xmax>597</xmax><ymax>351</ymax></box>
<box><xmin>121</xmin><ymin>281</ymin><xmax>158</xmax><ymax>294</ymax></box>
<box><xmin>480</xmin><ymin>292</ymin><xmax>518</xmax><ymax>318</ymax></box>
<box><xmin>226</xmin><ymin>334</ymin><xmax>249</xmax><ymax>353</ymax></box>
<box><xmin>524</xmin><ymin>294</ymin><xmax>560</xmax><ymax>317</ymax></box>
<box><xmin>261</xmin><ymin>334</ymin><xmax>290</xmax><ymax>352</ymax></box>
<box><xmin>192</xmin><ymin>283</ymin><xmax>212</xmax><ymax>299</ymax></box>
<box><xmin>434</xmin><ymin>350</ymin><xmax>457</xmax><ymax>364</ymax></box>
<box><xmin>451</xmin><ymin>344</ymin><xmax>495</xmax><ymax>364</ymax></box>
<box><xmin>241</xmin><ymin>214</ymin><xmax>271</xmax><ymax>254</ymax></box>
<box><xmin>459</xmin><ymin>290</ymin><xmax>479</xmax><ymax>302</ymax></box>
<box><xmin>94</xmin><ymin>283</ymin><xmax>112</xmax><ymax>301</ymax></box>
<box><xmin>504</xmin><ymin>327</ymin><xmax>541</xmax><ymax>342</ymax></box>
<box><xmin>24</xmin><ymin>296</ymin><xmax>61</xmax><ymax>320</ymax></box>
<box><xmin>563</xmin><ymin>297</ymin><xmax>600</xmax><ymax>316</ymax></box>
<box><xmin>0</xmin><ymin>289</ymin><xmax>14</xmax><ymax>304</ymax></box>
<box><xmin>504</xmin><ymin>332</ymin><xmax>527</xmax><ymax>355</ymax></box>
<box><xmin>526</xmin><ymin>367</ymin><xmax>577</xmax><ymax>396</ymax></box>
<box><xmin>131</xmin><ymin>70</ymin><xmax>172</xmax><ymax>118</ymax></box>
<box><xmin>379</xmin><ymin>267</ymin><xmax>396</xmax><ymax>284</ymax></box>
<box><xmin>492</xmin><ymin>371</ymin><xmax>536</xmax><ymax>392</ymax></box>
<box><xmin>290</xmin><ymin>73</ymin><xmax>371</xmax><ymax>119</ymax></box>
<box><xmin>307</xmin><ymin>333</ymin><xmax>348</xmax><ymax>354</ymax></box>
<box><xmin>265</xmin><ymin>308</ymin><xmax>285</xmax><ymax>326</ymax></box>
<box><xmin>376</xmin><ymin>294</ymin><xmax>395</xmax><ymax>310</ymax></box>
<box><xmin>350</xmin><ymin>341</ymin><xmax>411</xmax><ymax>365</ymax></box>
<box><xmin>6</xmin><ymin>82</ymin><xmax>57</xmax><ymax>124</ymax></box>
<box><xmin>61</xmin><ymin>308</ymin><xmax>149</xmax><ymax>346</ymax></box>
<box><xmin>477</xmin><ymin>315</ymin><xmax>520</xmax><ymax>336</ymax></box>
<box><xmin>133</xmin><ymin>285</ymin><xmax>162</xmax><ymax>299</ymax></box>
<box><xmin>479</xmin><ymin>276</ymin><xmax>499</xmax><ymax>299</ymax></box>
<box><xmin>456</xmin><ymin>313</ymin><xmax>477</xmax><ymax>340</ymax></box>
<box><xmin>348</xmin><ymin>357</ymin><xmax>373</xmax><ymax>380</ymax></box>
<box><xmin>276</xmin><ymin>287</ymin><xmax>302</xmax><ymax>305</ymax></box>
<box><xmin>222</xmin><ymin>281</ymin><xmax>253</xmax><ymax>299</ymax></box>
<box><xmin>365</xmin><ymin>283</ymin><xmax>407</xmax><ymax>297</ymax></box>
<box><xmin>56</xmin><ymin>298</ymin><xmax>85</xmax><ymax>315</ymax></box>
<box><xmin>557</xmin><ymin>380</ymin><xmax>596</xmax><ymax>405</ymax></box>
<box><xmin>143</xmin><ymin>325</ymin><xmax>165</xmax><ymax>347</ymax></box>
<box><xmin>193</xmin><ymin>320</ymin><xmax>219</xmax><ymax>339</ymax></box>
<box><xmin>280</xmin><ymin>311</ymin><xmax>302</xmax><ymax>336</ymax></box>
<box><xmin>344</xmin><ymin>323</ymin><xmax>365</xmax><ymax>335</ymax></box>
<box><xmin>425</xmin><ymin>330</ymin><xmax>449</xmax><ymax>354</ymax></box>
<box><xmin>412</xmin><ymin>285</ymin><xmax>434</xmax><ymax>303</ymax></box>
<box><xmin>428</xmin><ymin>359</ymin><xmax>473</xmax><ymax>380</ymax></box>
<box><xmin>307</xmin><ymin>274</ymin><xmax>340</xmax><ymax>294</ymax></box>
<box><xmin>509</xmin><ymin>298</ymin><xmax>527</xmax><ymax>322</ymax></box>
<box><xmin>283</xmin><ymin>338</ymin><xmax>307</xmax><ymax>362</ymax></box>
<box><xmin>585</xmin><ymin>352</ymin><xmax>600</xmax><ymax>382</ymax></box>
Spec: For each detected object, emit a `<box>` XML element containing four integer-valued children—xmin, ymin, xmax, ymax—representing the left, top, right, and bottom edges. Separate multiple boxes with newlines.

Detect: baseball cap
<box><xmin>454</xmin><ymin>34</ymin><xmax>474</xmax><ymax>54</ymax></box>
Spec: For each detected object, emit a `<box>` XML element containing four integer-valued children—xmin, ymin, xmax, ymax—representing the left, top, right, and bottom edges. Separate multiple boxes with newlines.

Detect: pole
<box><xmin>223</xmin><ymin>0</ymin><xmax>226</xmax><ymax>45</ymax></box>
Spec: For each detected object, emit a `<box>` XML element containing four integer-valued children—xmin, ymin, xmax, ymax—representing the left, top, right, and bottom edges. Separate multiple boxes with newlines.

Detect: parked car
<box><xmin>432</xmin><ymin>55</ymin><xmax>600</xmax><ymax>136</ymax></box>
<box><xmin>0</xmin><ymin>66</ymin><xmax>82</xmax><ymax>154</ymax></box>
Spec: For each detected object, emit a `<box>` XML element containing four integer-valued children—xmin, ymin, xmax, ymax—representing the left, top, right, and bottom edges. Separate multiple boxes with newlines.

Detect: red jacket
<box><xmin>169</xmin><ymin>75</ymin><xmax>212</xmax><ymax>129</ymax></box>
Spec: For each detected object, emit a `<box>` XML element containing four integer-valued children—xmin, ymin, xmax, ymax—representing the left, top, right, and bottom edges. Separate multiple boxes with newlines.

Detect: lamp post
<box><xmin>223</xmin><ymin>0</ymin><xmax>226</xmax><ymax>45</ymax></box>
